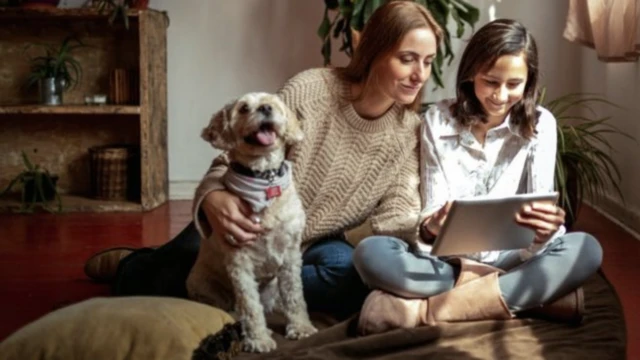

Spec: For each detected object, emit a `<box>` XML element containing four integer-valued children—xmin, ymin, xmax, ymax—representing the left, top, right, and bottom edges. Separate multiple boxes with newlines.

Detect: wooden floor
<box><xmin>0</xmin><ymin>201</ymin><xmax>637</xmax><ymax>358</ymax></box>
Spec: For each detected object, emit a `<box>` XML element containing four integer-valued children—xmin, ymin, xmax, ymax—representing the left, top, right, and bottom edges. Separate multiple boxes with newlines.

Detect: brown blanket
<box><xmin>238</xmin><ymin>271</ymin><xmax>625</xmax><ymax>359</ymax></box>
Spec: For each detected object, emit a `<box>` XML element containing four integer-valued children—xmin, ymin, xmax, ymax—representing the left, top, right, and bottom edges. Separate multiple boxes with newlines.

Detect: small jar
<box><xmin>93</xmin><ymin>94</ymin><xmax>108</xmax><ymax>105</ymax></box>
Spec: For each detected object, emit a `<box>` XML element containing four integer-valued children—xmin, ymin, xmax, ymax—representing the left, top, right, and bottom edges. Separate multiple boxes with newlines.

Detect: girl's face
<box><xmin>473</xmin><ymin>52</ymin><xmax>529</xmax><ymax>123</ymax></box>
<box><xmin>374</xmin><ymin>27</ymin><xmax>437</xmax><ymax>105</ymax></box>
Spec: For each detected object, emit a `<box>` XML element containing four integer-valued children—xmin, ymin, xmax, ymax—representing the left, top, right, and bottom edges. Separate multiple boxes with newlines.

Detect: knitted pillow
<box><xmin>0</xmin><ymin>296</ymin><xmax>238</xmax><ymax>360</ymax></box>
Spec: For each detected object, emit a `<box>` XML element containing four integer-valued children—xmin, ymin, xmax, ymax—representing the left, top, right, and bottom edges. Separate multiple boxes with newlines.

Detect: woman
<box><xmin>353</xmin><ymin>19</ymin><xmax>603</xmax><ymax>334</ymax></box>
<box><xmin>84</xmin><ymin>0</ymin><xmax>442</xmax><ymax>319</ymax></box>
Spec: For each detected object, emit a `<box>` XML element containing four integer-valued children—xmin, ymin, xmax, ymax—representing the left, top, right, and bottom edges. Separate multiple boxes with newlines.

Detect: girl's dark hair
<box><xmin>450</xmin><ymin>18</ymin><xmax>539</xmax><ymax>138</ymax></box>
<box><xmin>335</xmin><ymin>0</ymin><xmax>443</xmax><ymax>112</ymax></box>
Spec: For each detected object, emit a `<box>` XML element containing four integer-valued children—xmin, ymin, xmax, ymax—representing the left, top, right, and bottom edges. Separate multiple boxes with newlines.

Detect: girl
<box><xmin>354</xmin><ymin>18</ymin><xmax>603</xmax><ymax>334</ymax></box>
<box><xmin>85</xmin><ymin>0</ymin><xmax>441</xmax><ymax>320</ymax></box>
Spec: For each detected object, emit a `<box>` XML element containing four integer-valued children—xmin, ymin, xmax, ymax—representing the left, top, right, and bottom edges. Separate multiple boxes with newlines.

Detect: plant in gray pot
<box><xmin>25</xmin><ymin>36</ymin><xmax>84</xmax><ymax>105</ymax></box>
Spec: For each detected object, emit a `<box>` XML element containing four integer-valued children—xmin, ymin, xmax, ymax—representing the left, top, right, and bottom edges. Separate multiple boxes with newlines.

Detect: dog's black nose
<box><xmin>257</xmin><ymin>104</ymin><xmax>272</xmax><ymax>116</ymax></box>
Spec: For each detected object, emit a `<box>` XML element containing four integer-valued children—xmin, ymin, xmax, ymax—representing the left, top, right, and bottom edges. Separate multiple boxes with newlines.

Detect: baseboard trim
<box><xmin>587</xmin><ymin>194</ymin><xmax>640</xmax><ymax>241</ymax></box>
<box><xmin>169</xmin><ymin>181</ymin><xmax>198</xmax><ymax>200</ymax></box>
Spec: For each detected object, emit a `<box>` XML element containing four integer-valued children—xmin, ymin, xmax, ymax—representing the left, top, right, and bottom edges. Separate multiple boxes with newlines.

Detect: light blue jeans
<box><xmin>353</xmin><ymin>232</ymin><xmax>602</xmax><ymax>312</ymax></box>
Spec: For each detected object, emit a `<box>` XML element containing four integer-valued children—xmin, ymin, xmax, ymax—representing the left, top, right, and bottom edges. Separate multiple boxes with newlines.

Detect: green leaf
<box><xmin>21</xmin><ymin>151</ymin><xmax>35</xmax><ymax>171</ymax></box>
<box><xmin>451</xmin><ymin>0</ymin><xmax>480</xmax><ymax>25</ymax></box>
<box><xmin>450</xmin><ymin>7</ymin><xmax>465</xmax><ymax>38</ymax></box>
<box><xmin>363</xmin><ymin>0</ymin><xmax>380</xmax><ymax>27</ymax></box>
<box><xmin>322</xmin><ymin>38</ymin><xmax>332</xmax><ymax>66</ymax></box>
<box><xmin>0</xmin><ymin>176</ymin><xmax>21</xmax><ymax>199</ymax></box>
<box><xmin>332</xmin><ymin>18</ymin><xmax>345</xmax><ymax>38</ymax></box>
<box><xmin>318</xmin><ymin>7</ymin><xmax>331</xmax><ymax>39</ymax></box>
<box><xmin>337</xmin><ymin>0</ymin><xmax>353</xmax><ymax>14</ymax></box>
<box><xmin>324</xmin><ymin>0</ymin><xmax>339</xmax><ymax>10</ymax></box>
<box><xmin>351</xmin><ymin>0</ymin><xmax>367</xmax><ymax>30</ymax></box>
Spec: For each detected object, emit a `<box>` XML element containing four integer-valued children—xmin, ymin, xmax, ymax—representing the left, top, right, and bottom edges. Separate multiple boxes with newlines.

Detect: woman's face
<box><xmin>374</xmin><ymin>27</ymin><xmax>437</xmax><ymax>105</ymax></box>
<box><xmin>473</xmin><ymin>52</ymin><xmax>529</xmax><ymax>122</ymax></box>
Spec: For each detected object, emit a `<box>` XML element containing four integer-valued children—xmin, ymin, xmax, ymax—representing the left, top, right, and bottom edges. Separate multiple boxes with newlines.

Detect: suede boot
<box><xmin>424</xmin><ymin>272</ymin><xmax>513</xmax><ymax>324</ymax></box>
<box><xmin>358</xmin><ymin>262</ymin><xmax>508</xmax><ymax>336</ymax></box>
<box><xmin>518</xmin><ymin>287</ymin><xmax>585</xmax><ymax>325</ymax></box>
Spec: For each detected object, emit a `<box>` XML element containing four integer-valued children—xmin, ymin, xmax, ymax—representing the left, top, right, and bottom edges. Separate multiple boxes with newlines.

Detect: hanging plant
<box><xmin>317</xmin><ymin>0</ymin><xmax>480</xmax><ymax>89</ymax></box>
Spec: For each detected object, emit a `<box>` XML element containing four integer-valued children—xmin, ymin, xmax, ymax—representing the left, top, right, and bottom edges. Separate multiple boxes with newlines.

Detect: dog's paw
<box><xmin>285</xmin><ymin>322</ymin><xmax>318</xmax><ymax>340</ymax></box>
<box><xmin>242</xmin><ymin>335</ymin><xmax>277</xmax><ymax>353</ymax></box>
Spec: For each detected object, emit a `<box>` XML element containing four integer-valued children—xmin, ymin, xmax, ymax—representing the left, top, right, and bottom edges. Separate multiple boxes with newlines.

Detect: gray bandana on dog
<box><xmin>223</xmin><ymin>161</ymin><xmax>292</xmax><ymax>213</ymax></box>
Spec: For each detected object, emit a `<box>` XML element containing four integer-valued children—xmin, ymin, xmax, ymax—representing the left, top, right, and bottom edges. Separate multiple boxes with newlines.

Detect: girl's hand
<box><xmin>202</xmin><ymin>190</ymin><xmax>263</xmax><ymax>248</ymax></box>
<box><xmin>421</xmin><ymin>202</ymin><xmax>452</xmax><ymax>241</ymax></box>
<box><xmin>515</xmin><ymin>201</ymin><xmax>565</xmax><ymax>244</ymax></box>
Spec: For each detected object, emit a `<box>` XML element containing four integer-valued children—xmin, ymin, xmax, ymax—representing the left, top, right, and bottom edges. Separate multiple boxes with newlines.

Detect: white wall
<box><xmin>155</xmin><ymin>0</ymin><xmax>640</xmax><ymax>235</ymax></box>
<box><xmin>578</xmin><ymin>49</ymin><xmax>640</xmax><ymax>234</ymax></box>
<box><xmin>151</xmin><ymin>0</ymin><xmax>327</xmax><ymax>198</ymax></box>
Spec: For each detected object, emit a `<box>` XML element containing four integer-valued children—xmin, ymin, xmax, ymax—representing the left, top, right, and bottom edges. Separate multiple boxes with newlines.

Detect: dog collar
<box><xmin>223</xmin><ymin>161</ymin><xmax>292</xmax><ymax>213</ymax></box>
<box><xmin>229</xmin><ymin>161</ymin><xmax>287</xmax><ymax>182</ymax></box>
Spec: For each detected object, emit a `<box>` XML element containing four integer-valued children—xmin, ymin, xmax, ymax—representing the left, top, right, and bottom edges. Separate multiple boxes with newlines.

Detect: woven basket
<box><xmin>90</xmin><ymin>145</ymin><xmax>140</xmax><ymax>201</ymax></box>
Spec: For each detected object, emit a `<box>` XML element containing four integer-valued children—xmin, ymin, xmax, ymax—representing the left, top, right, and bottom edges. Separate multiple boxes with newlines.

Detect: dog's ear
<box><xmin>202</xmin><ymin>101</ymin><xmax>236</xmax><ymax>150</ymax></box>
<box><xmin>283</xmin><ymin>106</ymin><xmax>304</xmax><ymax>145</ymax></box>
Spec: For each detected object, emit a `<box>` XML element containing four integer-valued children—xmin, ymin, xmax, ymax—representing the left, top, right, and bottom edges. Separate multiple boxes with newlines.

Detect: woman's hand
<box><xmin>201</xmin><ymin>190</ymin><xmax>263</xmax><ymax>248</ymax></box>
<box><xmin>420</xmin><ymin>202</ymin><xmax>452</xmax><ymax>241</ymax></box>
<box><xmin>515</xmin><ymin>201</ymin><xmax>565</xmax><ymax>244</ymax></box>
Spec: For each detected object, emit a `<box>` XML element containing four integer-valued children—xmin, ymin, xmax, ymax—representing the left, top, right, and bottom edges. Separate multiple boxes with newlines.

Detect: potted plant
<box><xmin>92</xmin><ymin>0</ymin><xmax>148</xmax><ymax>29</ymax></box>
<box><xmin>0</xmin><ymin>151</ymin><xmax>63</xmax><ymax>213</ymax></box>
<box><xmin>317</xmin><ymin>0</ymin><xmax>480</xmax><ymax>89</ymax></box>
<box><xmin>539</xmin><ymin>88</ymin><xmax>635</xmax><ymax>228</ymax></box>
<box><xmin>25</xmin><ymin>36</ymin><xmax>84</xmax><ymax>105</ymax></box>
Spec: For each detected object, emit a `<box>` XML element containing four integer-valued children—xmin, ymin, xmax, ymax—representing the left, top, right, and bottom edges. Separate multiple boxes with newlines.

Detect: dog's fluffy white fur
<box><xmin>186</xmin><ymin>92</ymin><xmax>317</xmax><ymax>353</ymax></box>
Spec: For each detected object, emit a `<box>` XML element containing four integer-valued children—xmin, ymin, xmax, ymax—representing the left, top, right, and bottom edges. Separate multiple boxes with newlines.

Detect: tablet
<box><xmin>430</xmin><ymin>192</ymin><xmax>559</xmax><ymax>257</ymax></box>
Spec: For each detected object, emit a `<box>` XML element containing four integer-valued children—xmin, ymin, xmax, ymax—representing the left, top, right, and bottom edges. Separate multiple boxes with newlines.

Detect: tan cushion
<box><xmin>0</xmin><ymin>296</ymin><xmax>235</xmax><ymax>360</ymax></box>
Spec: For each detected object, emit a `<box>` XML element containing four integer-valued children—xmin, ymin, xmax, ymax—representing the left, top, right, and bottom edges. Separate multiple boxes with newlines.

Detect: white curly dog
<box><xmin>187</xmin><ymin>92</ymin><xmax>317</xmax><ymax>353</ymax></box>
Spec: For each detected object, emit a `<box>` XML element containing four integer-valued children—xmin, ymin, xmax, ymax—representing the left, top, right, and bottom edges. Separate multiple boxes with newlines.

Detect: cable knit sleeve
<box><xmin>368</xmin><ymin>124</ymin><xmax>424</xmax><ymax>244</ymax></box>
<box><xmin>191</xmin><ymin>153</ymin><xmax>230</xmax><ymax>240</ymax></box>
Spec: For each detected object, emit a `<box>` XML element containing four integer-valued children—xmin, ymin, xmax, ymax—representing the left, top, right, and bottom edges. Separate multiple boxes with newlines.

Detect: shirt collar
<box><xmin>439</xmin><ymin>112</ymin><xmax>525</xmax><ymax>139</ymax></box>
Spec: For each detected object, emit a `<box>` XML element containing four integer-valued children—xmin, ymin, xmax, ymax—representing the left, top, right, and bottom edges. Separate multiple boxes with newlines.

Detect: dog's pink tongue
<box><xmin>256</xmin><ymin>130</ymin><xmax>276</xmax><ymax>146</ymax></box>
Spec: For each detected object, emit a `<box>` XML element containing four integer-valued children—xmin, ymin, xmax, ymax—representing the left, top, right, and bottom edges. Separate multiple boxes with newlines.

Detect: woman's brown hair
<box><xmin>450</xmin><ymin>18</ymin><xmax>540</xmax><ymax>139</ymax></box>
<box><xmin>335</xmin><ymin>0</ymin><xmax>443</xmax><ymax>112</ymax></box>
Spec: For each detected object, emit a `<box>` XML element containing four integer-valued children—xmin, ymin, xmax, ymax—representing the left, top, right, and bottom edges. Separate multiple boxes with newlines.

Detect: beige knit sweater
<box><xmin>193</xmin><ymin>68</ymin><xmax>423</xmax><ymax>249</ymax></box>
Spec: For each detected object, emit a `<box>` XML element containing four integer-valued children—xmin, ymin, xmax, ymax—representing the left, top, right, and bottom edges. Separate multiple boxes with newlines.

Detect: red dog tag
<box><xmin>265</xmin><ymin>186</ymin><xmax>282</xmax><ymax>199</ymax></box>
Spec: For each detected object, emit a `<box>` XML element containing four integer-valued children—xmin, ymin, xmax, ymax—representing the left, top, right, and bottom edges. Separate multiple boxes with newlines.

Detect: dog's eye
<box><xmin>238</xmin><ymin>103</ymin><xmax>250</xmax><ymax>114</ymax></box>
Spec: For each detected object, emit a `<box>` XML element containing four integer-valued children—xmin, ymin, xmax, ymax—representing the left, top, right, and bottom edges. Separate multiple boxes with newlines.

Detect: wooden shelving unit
<box><xmin>0</xmin><ymin>105</ymin><xmax>141</xmax><ymax>115</ymax></box>
<box><xmin>0</xmin><ymin>7</ymin><xmax>169</xmax><ymax>213</ymax></box>
<box><xmin>0</xmin><ymin>7</ymin><xmax>146</xmax><ymax>19</ymax></box>
<box><xmin>0</xmin><ymin>194</ymin><xmax>142</xmax><ymax>213</ymax></box>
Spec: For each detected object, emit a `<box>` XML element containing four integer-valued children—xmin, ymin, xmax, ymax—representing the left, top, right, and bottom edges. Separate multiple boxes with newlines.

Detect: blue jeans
<box><xmin>353</xmin><ymin>232</ymin><xmax>602</xmax><ymax>312</ymax></box>
<box><xmin>302</xmin><ymin>237</ymin><xmax>370</xmax><ymax>319</ymax></box>
<box><xmin>113</xmin><ymin>222</ymin><xmax>369</xmax><ymax>319</ymax></box>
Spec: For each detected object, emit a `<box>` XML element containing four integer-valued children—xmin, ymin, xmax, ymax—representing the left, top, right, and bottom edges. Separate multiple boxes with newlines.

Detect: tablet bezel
<box><xmin>430</xmin><ymin>192</ymin><xmax>559</xmax><ymax>257</ymax></box>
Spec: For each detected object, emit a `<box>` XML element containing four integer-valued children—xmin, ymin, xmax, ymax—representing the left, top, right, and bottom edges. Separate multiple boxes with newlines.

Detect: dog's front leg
<box><xmin>278</xmin><ymin>247</ymin><xmax>318</xmax><ymax>340</ymax></box>
<box><xmin>227</xmin><ymin>253</ymin><xmax>276</xmax><ymax>353</ymax></box>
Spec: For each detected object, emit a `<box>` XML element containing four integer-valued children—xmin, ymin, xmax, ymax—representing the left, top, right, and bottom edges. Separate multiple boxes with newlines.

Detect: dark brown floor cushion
<box><xmin>239</xmin><ymin>271</ymin><xmax>626</xmax><ymax>360</ymax></box>
<box><xmin>0</xmin><ymin>296</ymin><xmax>234</xmax><ymax>360</ymax></box>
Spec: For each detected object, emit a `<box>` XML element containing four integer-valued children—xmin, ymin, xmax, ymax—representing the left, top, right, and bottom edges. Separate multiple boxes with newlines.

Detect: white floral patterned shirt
<box><xmin>418</xmin><ymin>99</ymin><xmax>565</xmax><ymax>263</ymax></box>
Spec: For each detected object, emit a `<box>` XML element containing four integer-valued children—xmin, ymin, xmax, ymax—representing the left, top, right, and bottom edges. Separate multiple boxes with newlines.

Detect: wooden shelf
<box><xmin>0</xmin><ymin>8</ymin><xmax>168</xmax><ymax>212</ymax></box>
<box><xmin>0</xmin><ymin>7</ymin><xmax>155</xmax><ymax>20</ymax></box>
<box><xmin>0</xmin><ymin>194</ymin><xmax>142</xmax><ymax>213</ymax></box>
<box><xmin>0</xmin><ymin>105</ymin><xmax>140</xmax><ymax>115</ymax></box>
